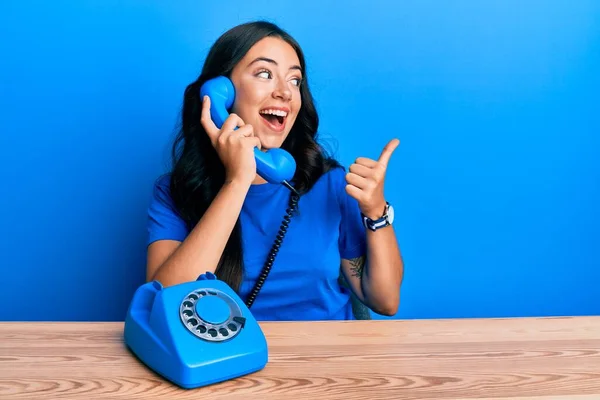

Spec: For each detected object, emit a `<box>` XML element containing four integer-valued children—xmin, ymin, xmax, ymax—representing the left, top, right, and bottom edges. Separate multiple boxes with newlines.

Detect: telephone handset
<box><xmin>200</xmin><ymin>76</ymin><xmax>297</xmax><ymax>193</ymax></box>
<box><xmin>123</xmin><ymin>272</ymin><xmax>268</xmax><ymax>389</ymax></box>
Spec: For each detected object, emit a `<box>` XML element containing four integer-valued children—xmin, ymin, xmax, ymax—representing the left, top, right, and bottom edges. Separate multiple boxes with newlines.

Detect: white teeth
<box><xmin>260</xmin><ymin>109</ymin><xmax>288</xmax><ymax>117</ymax></box>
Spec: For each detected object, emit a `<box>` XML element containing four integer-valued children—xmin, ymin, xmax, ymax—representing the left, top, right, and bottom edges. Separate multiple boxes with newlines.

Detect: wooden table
<box><xmin>1</xmin><ymin>317</ymin><xmax>599</xmax><ymax>399</ymax></box>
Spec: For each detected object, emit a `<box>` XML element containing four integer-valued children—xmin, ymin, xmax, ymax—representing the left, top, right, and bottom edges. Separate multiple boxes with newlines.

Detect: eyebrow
<box><xmin>247</xmin><ymin>56</ymin><xmax>302</xmax><ymax>72</ymax></box>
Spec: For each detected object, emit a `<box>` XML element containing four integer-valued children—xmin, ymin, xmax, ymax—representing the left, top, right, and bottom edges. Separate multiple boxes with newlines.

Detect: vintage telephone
<box><xmin>123</xmin><ymin>272</ymin><xmax>268</xmax><ymax>389</ymax></box>
<box><xmin>199</xmin><ymin>76</ymin><xmax>298</xmax><ymax>193</ymax></box>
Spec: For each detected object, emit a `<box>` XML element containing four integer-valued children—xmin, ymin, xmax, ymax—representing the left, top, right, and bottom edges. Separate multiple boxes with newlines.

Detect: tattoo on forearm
<box><xmin>349</xmin><ymin>255</ymin><xmax>366</xmax><ymax>279</ymax></box>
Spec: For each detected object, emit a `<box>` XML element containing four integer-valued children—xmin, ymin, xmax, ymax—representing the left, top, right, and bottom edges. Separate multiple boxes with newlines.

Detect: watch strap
<box><xmin>362</xmin><ymin>202</ymin><xmax>391</xmax><ymax>231</ymax></box>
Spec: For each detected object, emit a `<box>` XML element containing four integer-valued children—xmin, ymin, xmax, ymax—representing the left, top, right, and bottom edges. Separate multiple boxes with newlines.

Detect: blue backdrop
<box><xmin>1</xmin><ymin>1</ymin><xmax>598</xmax><ymax>321</ymax></box>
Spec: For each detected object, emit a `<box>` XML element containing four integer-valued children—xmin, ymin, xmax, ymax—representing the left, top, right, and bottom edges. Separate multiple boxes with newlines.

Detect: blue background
<box><xmin>1</xmin><ymin>1</ymin><xmax>598</xmax><ymax>321</ymax></box>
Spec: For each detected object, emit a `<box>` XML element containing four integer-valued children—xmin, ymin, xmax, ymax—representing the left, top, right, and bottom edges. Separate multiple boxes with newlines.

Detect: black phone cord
<box><xmin>245</xmin><ymin>191</ymin><xmax>300</xmax><ymax>308</ymax></box>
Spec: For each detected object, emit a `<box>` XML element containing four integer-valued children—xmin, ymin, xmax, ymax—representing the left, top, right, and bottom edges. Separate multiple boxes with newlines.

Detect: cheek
<box><xmin>293</xmin><ymin>99</ymin><xmax>301</xmax><ymax>118</ymax></box>
<box><xmin>232</xmin><ymin>91</ymin><xmax>251</xmax><ymax>114</ymax></box>
<box><xmin>295</xmin><ymin>89</ymin><xmax>302</xmax><ymax>107</ymax></box>
<box><xmin>232</xmin><ymin>83</ymin><xmax>261</xmax><ymax>114</ymax></box>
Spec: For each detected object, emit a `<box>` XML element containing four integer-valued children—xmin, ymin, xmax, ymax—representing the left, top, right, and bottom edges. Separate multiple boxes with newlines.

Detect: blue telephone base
<box><xmin>126</xmin><ymin>343</ymin><xmax>266</xmax><ymax>390</ymax></box>
<box><xmin>123</xmin><ymin>277</ymin><xmax>268</xmax><ymax>389</ymax></box>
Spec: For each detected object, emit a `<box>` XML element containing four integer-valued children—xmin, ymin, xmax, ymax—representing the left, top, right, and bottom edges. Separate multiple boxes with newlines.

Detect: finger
<box><xmin>345</xmin><ymin>184</ymin><xmax>363</xmax><ymax>202</ymax></box>
<box><xmin>250</xmin><ymin>136</ymin><xmax>262</xmax><ymax>150</ymax></box>
<box><xmin>241</xmin><ymin>136</ymin><xmax>262</xmax><ymax>150</ymax></box>
<box><xmin>235</xmin><ymin>124</ymin><xmax>254</xmax><ymax>137</ymax></box>
<box><xmin>200</xmin><ymin>95</ymin><xmax>219</xmax><ymax>140</ymax></box>
<box><xmin>345</xmin><ymin>172</ymin><xmax>369</xmax><ymax>190</ymax></box>
<box><xmin>349</xmin><ymin>163</ymin><xmax>372</xmax><ymax>178</ymax></box>
<box><xmin>378</xmin><ymin>138</ymin><xmax>400</xmax><ymax>168</ymax></box>
<box><xmin>355</xmin><ymin>157</ymin><xmax>378</xmax><ymax>168</ymax></box>
<box><xmin>221</xmin><ymin>113</ymin><xmax>245</xmax><ymax>134</ymax></box>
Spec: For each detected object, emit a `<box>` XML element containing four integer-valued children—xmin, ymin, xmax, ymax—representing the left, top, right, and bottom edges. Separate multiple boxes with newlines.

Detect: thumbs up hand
<box><xmin>345</xmin><ymin>138</ymin><xmax>400</xmax><ymax>219</ymax></box>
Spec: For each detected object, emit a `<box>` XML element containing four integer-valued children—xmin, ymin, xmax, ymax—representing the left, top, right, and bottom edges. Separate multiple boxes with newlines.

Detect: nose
<box><xmin>272</xmin><ymin>81</ymin><xmax>292</xmax><ymax>102</ymax></box>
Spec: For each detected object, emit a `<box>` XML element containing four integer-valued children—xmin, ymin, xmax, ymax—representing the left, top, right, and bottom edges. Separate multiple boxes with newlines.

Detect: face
<box><xmin>230</xmin><ymin>36</ymin><xmax>303</xmax><ymax>150</ymax></box>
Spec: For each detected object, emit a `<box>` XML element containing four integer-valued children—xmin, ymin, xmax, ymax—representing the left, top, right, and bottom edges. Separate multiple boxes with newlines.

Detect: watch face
<box><xmin>387</xmin><ymin>205</ymin><xmax>394</xmax><ymax>224</ymax></box>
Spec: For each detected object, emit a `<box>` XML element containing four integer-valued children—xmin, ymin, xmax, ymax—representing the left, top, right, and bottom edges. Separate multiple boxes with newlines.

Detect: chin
<box><xmin>258</xmin><ymin>133</ymin><xmax>290</xmax><ymax>150</ymax></box>
<box><xmin>260</xmin><ymin>140</ymin><xmax>285</xmax><ymax>150</ymax></box>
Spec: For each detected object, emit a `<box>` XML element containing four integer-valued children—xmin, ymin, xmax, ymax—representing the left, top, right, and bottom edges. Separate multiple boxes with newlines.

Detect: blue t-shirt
<box><xmin>147</xmin><ymin>166</ymin><xmax>367</xmax><ymax>321</ymax></box>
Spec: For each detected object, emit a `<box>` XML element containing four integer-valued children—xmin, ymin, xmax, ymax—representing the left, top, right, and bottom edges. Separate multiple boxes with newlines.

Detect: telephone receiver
<box><xmin>200</xmin><ymin>76</ymin><xmax>297</xmax><ymax>189</ymax></box>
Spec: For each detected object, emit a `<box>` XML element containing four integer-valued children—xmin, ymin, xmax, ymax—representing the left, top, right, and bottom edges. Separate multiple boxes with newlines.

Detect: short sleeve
<box><xmin>147</xmin><ymin>174</ymin><xmax>189</xmax><ymax>246</ymax></box>
<box><xmin>334</xmin><ymin>168</ymin><xmax>367</xmax><ymax>259</ymax></box>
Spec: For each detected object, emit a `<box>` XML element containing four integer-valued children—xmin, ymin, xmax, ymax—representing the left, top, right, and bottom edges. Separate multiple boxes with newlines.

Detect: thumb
<box><xmin>378</xmin><ymin>138</ymin><xmax>400</xmax><ymax>167</ymax></box>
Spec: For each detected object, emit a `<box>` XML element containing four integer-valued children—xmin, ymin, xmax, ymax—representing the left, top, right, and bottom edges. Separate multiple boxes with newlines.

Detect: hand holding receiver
<box><xmin>201</xmin><ymin>96</ymin><xmax>260</xmax><ymax>185</ymax></box>
<box><xmin>123</xmin><ymin>274</ymin><xmax>268</xmax><ymax>389</ymax></box>
<box><xmin>200</xmin><ymin>76</ymin><xmax>297</xmax><ymax>191</ymax></box>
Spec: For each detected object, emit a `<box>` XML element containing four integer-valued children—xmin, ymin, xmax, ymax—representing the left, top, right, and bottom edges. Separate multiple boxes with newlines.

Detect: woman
<box><xmin>146</xmin><ymin>20</ymin><xmax>403</xmax><ymax>321</ymax></box>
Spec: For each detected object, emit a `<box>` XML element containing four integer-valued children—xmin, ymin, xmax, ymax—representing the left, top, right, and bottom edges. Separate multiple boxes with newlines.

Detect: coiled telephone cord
<box><xmin>245</xmin><ymin>191</ymin><xmax>300</xmax><ymax>308</ymax></box>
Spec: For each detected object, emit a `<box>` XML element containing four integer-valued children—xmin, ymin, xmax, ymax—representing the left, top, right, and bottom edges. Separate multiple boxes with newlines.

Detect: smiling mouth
<box><xmin>259</xmin><ymin>109</ymin><xmax>287</xmax><ymax>132</ymax></box>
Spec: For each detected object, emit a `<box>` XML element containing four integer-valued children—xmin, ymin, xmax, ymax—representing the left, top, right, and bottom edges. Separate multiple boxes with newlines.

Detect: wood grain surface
<box><xmin>1</xmin><ymin>317</ymin><xmax>599</xmax><ymax>399</ymax></box>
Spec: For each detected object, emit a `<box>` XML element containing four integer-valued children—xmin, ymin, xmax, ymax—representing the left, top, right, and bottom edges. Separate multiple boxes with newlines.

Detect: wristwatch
<box><xmin>362</xmin><ymin>202</ymin><xmax>394</xmax><ymax>231</ymax></box>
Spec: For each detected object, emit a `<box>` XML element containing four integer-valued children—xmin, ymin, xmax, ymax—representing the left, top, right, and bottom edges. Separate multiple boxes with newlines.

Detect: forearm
<box><xmin>151</xmin><ymin>179</ymin><xmax>251</xmax><ymax>286</ymax></box>
<box><xmin>361</xmin><ymin>226</ymin><xmax>403</xmax><ymax>315</ymax></box>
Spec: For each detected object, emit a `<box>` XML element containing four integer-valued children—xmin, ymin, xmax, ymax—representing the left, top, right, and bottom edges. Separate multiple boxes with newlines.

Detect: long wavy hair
<box><xmin>169</xmin><ymin>21</ymin><xmax>340</xmax><ymax>292</ymax></box>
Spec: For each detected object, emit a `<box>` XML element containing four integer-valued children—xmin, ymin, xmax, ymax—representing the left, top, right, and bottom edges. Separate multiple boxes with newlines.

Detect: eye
<box><xmin>256</xmin><ymin>69</ymin><xmax>271</xmax><ymax>79</ymax></box>
<box><xmin>290</xmin><ymin>77</ymin><xmax>302</xmax><ymax>87</ymax></box>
